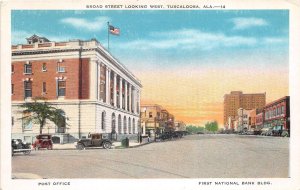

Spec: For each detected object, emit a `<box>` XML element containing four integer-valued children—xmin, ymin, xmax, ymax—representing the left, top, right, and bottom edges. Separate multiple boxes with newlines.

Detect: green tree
<box><xmin>19</xmin><ymin>97</ymin><xmax>68</xmax><ymax>134</ymax></box>
<box><xmin>205</xmin><ymin>121</ymin><xmax>218</xmax><ymax>132</ymax></box>
<box><xmin>186</xmin><ymin>125</ymin><xmax>205</xmax><ymax>134</ymax></box>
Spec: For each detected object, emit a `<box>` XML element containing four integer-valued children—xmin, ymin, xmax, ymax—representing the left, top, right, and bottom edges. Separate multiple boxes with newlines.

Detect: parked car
<box><xmin>32</xmin><ymin>134</ymin><xmax>53</xmax><ymax>150</ymax></box>
<box><xmin>75</xmin><ymin>133</ymin><xmax>112</xmax><ymax>150</ymax></box>
<box><xmin>260</xmin><ymin>128</ymin><xmax>271</xmax><ymax>136</ymax></box>
<box><xmin>11</xmin><ymin>139</ymin><xmax>31</xmax><ymax>156</ymax></box>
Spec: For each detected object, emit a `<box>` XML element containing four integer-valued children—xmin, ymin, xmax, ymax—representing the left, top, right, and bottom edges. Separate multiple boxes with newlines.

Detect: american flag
<box><xmin>109</xmin><ymin>25</ymin><xmax>120</xmax><ymax>35</ymax></box>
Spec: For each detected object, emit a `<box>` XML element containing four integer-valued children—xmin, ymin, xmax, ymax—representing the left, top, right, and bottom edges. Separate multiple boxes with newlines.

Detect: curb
<box><xmin>51</xmin><ymin>141</ymin><xmax>153</xmax><ymax>150</ymax></box>
<box><xmin>114</xmin><ymin>141</ymin><xmax>153</xmax><ymax>149</ymax></box>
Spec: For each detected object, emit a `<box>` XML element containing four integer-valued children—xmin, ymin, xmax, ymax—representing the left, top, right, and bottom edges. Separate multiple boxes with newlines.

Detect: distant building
<box><xmin>11</xmin><ymin>35</ymin><xmax>142</xmax><ymax>143</ymax></box>
<box><xmin>255</xmin><ymin>109</ymin><xmax>264</xmax><ymax>130</ymax></box>
<box><xmin>161</xmin><ymin>109</ymin><xmax>175</xmax><ymax>132</ymax></box>
<box><xmin>174</xmin><ymin>121</ymin><xmax>186</xmax><ymax>131</ymax></box>
<box><xmin>237</xmin><ymin>108</ymin><xmax>251</xmax><ymax>132</ymax></box>
<box><xmin>223</xmin><ymin>91</ymin><xmax>266</xmax><ymax>127</ymax></box>
<box><xmin>248</xmin><ymin>109</ymin><xmax>257</xmax><ymax>130</ymax></box>
<box><xmin>140</xmin><ymin>104</ymin><xmax>163</xmax><ymax>136</ymax></box>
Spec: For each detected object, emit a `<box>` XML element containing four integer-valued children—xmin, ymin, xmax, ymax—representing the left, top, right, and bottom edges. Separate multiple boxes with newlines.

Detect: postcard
<box><xmin>1</xmin><ymin>0</ymin><xmax>300</xmax><ymax>190</ymax></box>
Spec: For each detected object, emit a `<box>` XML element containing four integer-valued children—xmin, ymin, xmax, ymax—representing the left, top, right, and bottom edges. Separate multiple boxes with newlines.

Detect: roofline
<box><xmin>12</xmin><ymin>38</ymin><xmax>142</xmax><ymax>87</ymax></box>
<box><xmin>265</xmin><ymin>96</ymin><xmax>290</xmax><ymax>107</ymax></box>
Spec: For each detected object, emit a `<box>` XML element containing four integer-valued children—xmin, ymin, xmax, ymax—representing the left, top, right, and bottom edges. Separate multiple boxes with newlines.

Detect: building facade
<box><xmin>11</xmin><ymin>35</ymin><xmax>142</xmax><ymax>143</ymax></box>
<box><xmin>255</xmin><ymin>110</ymin><xmax>264</xmax><ymax>129</ymax></box>
<box><xmin>140</xmin><ymin>104</ymin><xmax>163</xmax><ymax>136</ymax></box>
<box><xmin>224</xmin><ymin>91</ymin><xmax>266</xmax><ymax>127</ymax></box>
<box><xmin>237</xmin><ymin>108</ymin><xmax>251</xmax><ymax>132</ymax></box>
<box><xmin>140</xmin><ymin>104</ymin><xmax>176</xmax><ymax>136</ymax></box>
<box><xmin>174</xmin><ymin>121</ymin><xmax>186</xmax><ymax>131</ymax></box>
<box><xmin>263</xmin><ymin>96</ymin><xmax>290</xmax><ymax>134</ymax></box>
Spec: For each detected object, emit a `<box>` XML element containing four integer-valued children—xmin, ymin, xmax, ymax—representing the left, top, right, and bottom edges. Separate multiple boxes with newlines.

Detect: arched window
<box><xmin>101</xmin><ymin>111</ymin><xmax>106</xmax><ymax>130</ymax></box>
<box><xmin>133</xmin><ymin>118</ymin><xmax>136</xmax><ymax>134</ymax></box>
<box><xmin>128</xmin><ymin>117</ymin><xmax>131</xmax><ymax>134</ymax></box>
<box><xmin>118</xmin><ymin>114</ymin><xmax>122</xmax><ymax>134</ymax></box>
<box><xmin>111</xmin><ymin>113</ymin><xmax>116</xmax><ymax>133</ymax></box>
<box><xmin>123</xmin><ymin>116</ymin><xmax>127</xmax><ymax>134</ymax></box>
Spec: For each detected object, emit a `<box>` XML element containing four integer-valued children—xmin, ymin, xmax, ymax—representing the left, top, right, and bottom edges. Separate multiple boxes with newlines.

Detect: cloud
<box><xmin>263</xmin><ymin>37</ymin><xmax>288</xmax><ymax>44</ymax></box>
<box><xmin>231</xmin><ymin>17</ymin><xmax>268</xmax><ymax>30</ymax></box>
<box><xmin>120</xmin><ymin>29</ymin><xmax>257</xmax><ymax>51</ymax></box>
<box><xmin>60</xmin><ymin>16</ymin><xmax>110</xmax><ymax>32</ymax></box>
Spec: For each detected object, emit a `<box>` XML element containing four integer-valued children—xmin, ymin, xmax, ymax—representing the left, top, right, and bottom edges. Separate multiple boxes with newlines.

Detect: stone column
<box><xmin>106</xmin><ymin>67</ymin><xmax>111</xmax><ymax>104</ymax></box>
<box><xmin>125</xmin><ymin>81</ymin><xmax>128</xmax><ymax>111</ymax></box>
<box><xmin>96</xmin><ymin>62</ymin><xmax>100</xmax><ymax>100</ymax></box>
<box><xmin>129</xmin><ymin>84</ymin><xmax>132</xmax><ymax>113</ymax></box>
<box><xmin>113</xmin><ymin>73</ymin><xmax>117</xmax><ymax>107</ymax></box>
<box><xmin>119</xmin><ymin>77</ymin><xmax>123</xmax><ymax>109</ymax></box>
<box><xmin>132</xmin><ymin>87</ymin><xmax>136</xmax><ymax>113</ymax></box>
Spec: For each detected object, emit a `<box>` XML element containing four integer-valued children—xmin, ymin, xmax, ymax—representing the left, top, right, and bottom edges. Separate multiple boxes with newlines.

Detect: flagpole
<box><xmin>107</xmin><ymin>22</ymin><xmax>110</xmax><ymax>51</ymax></box>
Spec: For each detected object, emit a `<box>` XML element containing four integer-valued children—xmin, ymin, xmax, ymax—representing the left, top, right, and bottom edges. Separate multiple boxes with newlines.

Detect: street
<box><xmin>12</xmin><ymin>134</ymin><xmax>289</xmax><ymax>178</ymax></box>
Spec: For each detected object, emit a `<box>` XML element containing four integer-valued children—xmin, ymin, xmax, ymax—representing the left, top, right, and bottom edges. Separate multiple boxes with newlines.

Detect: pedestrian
<box><xmin>147</xmin><ymin>135</ymin><xmax>150</xmax><ymax>143</ymax></box>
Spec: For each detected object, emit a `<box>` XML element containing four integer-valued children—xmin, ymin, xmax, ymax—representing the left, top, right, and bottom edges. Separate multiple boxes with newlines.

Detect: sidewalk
<box><xmin>52</xmin><ymin>140</ymin><xmax>152</xmax><ymax>150</ymax></box>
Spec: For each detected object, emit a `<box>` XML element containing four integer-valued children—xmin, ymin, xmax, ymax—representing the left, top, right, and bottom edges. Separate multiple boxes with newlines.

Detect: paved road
<box><xmin>12</xmin><ymin>134</ymin><xmax>289</xmax><ymax>178</ymax></box>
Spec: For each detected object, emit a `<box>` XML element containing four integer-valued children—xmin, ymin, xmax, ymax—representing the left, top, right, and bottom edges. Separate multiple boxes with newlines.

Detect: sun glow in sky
<box><xmin>12</xmin><ymin>10</ymin><xmax>289</xmax><ymax>126</ymax></box>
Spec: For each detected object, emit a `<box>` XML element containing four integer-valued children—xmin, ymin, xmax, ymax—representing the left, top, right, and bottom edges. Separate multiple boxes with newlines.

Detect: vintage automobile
<box><xmin>11</xmin><ymin>139</ymin><xmax>31</xmax><ymax>156</ymax></box>
<box><xmin>75</xmin><ymin>133</ymin><xmax>112</xmax><ymax>150</ymax></box>
<box><xmin>32</xmin><ymin>134</ymin><xmax>53</xmax><ymax>150</ymax></box>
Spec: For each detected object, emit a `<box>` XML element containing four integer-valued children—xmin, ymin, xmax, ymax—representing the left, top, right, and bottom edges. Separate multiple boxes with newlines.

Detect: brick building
<box><xmin>11</xmin><ymin>35</ymin><xmax>142</xmax><ymax>143</ymax></box>
<box><xmin>140</xmin><ymin>104</ymin><xmax>175</xmax><ymax>137</ymax></box>
<box><xmin>223</xmin><ymin>91</ymin><xmax>266</xmax><ymax>128</ymax></box>
<box><xmin>263</xmin><ymin>96</ymin><xmax>290</xmax><ymax>135</ymax></box>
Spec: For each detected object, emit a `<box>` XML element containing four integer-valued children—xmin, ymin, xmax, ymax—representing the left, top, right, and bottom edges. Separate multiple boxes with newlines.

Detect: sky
<box><xmin>12</xmin><ymin>10</ymin><xmax>289</xmax><ymax>126</ymax></box>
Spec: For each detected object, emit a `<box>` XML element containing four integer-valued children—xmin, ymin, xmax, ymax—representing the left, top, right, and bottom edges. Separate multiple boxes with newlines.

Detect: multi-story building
<box><xmin>248</xmin><ymin>109</ymin><xmax>257</xmax><ymax>130</ymax></box>
<box><xmin>11</xmin><ymin>35</ymin><xmax>142</xmax><ymax>143</ymax></box>
<box><xmin>161</xmin><ymin>109</ymin><xmax>175</xmax><ymax>132</ymax></box>
<box><xmin>140</xmin><ymin>104</ymin><xmax>163</xmax><ymax>136</ymax></box>
<box><xmin>237</xmin><ymin>108</ymin><xmax>251</xmax><ymax>132</ymax></box>
<box><xmin>223</xmin><ymin>91</ymin><xmax>266</xmax><ymax>127</ymax></box>
<box><xmin>255</xmin><ymin>108</ymin><xmax>264</xmax><ymax>130</ymax></box>
<box><xmin>263</xmin><ymin>96</ymin><xmax>290</xmax><ymax>134</ymax></box>
<box><xmin>140</xmin><ymin>104</ymin><xmax>176</xmax><ymax>136</ymax></box>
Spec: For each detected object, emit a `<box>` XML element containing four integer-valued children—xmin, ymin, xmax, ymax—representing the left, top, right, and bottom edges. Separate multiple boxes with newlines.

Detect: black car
<box><xmin>75</xmin><ymin>133</ymin><xmax>112</xmax><ymax>150</ymax></box>
<box><xmin>12</xmin><ymin>139</ymin><xmax>31</xmax><ymax>156</ymax></box>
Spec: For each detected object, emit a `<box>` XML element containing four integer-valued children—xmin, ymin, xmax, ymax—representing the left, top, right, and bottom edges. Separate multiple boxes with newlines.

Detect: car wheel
<box><xmin>23</xmin><ymin>150</ymin><xmax>31</xmax><ymax>155</ymax></box>
<box><xmin>77</xmin><ymin>143</ymin><xmax>84</xmax><ymax>150</ymax></box>
<box><xmin>102</xmin><ymin>142</ymin><xmax>112</xmax><ymax>149</ymax></box>
<box><xmin>281</xmin><ymin>131</ymin><xmax>289</xmax><ymax>137</ymax></box>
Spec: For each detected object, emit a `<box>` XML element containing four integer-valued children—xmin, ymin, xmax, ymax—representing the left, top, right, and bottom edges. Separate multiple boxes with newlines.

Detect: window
<box><xmin>56</xmin><ymin>110</ymin><xmax>66</xmax><ymax>133</ymax></box>
<box><xmin>11</xmin><ymin>84</ymin><xmax>14</xmax><ymax>94</ymax></box>
<box><xmin>149</xmin><ymin>112</ymin><xmax>153</xmax><ymax>118</ymax></box>
<box><xmin>42</xmin><ymin>82</ymin><xmax>46</xmax><ymax>94</ymax></box>
<box><xmin>101</xmin><ymin>112</ymin><xmax>106</xmax><ymax>130</ymax></box>
<box><xmin>24</xmin><ymin>63</ymin><xmax>32</xmax><ymax>74</ymax></box>
<box><xmin>22</xmin><ymin>111</ymin><xmax>33</xmax><ymax>130</ymax></box>
<box><xmin>281</xmin><ymin>106</ymin><xmax>285</xmax><ymax>114</ymax></box>
<box><xmin>57</xmin><ymin>61</ymin><xmax>65</xmax><ymax>72</ymax></box>
<box><xmin>24</xmin><ymin>81</ymin><xmax>32</xmax><ymax>98</ymax></box>
<box><xmin>11</xmin><ymin>65</ymin><xmax>14</xmax><ymax>73</ymax></box>
<box><xmin>57</xmin><ymin>80</ymin><xmax>66</xmax><ymax>96</ymax></box>
<box><xmin>42</xmin><ymin>63</ymin><xmax>47</xmax><ymax>71</ymax></box>
<box><xmin>12</xmin><ymin>117</ymin><xmax>14</xmax><ymax>126</ymax></box>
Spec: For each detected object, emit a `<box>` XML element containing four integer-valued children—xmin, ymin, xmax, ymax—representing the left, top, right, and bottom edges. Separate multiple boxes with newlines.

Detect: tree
<box><xmin>186</xmin><ymin>125</ymin><xmax>205</xmax><ymax>134</ymax></box>
<box><xmin>205</xmin><ymin>121</ymin><xmax>219</xmax><ymax>132</ymax></box>
<box><xmin>19</xmin><ymin>97</ymin><xmax>68</xmax><ymax>134</ymax></box>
